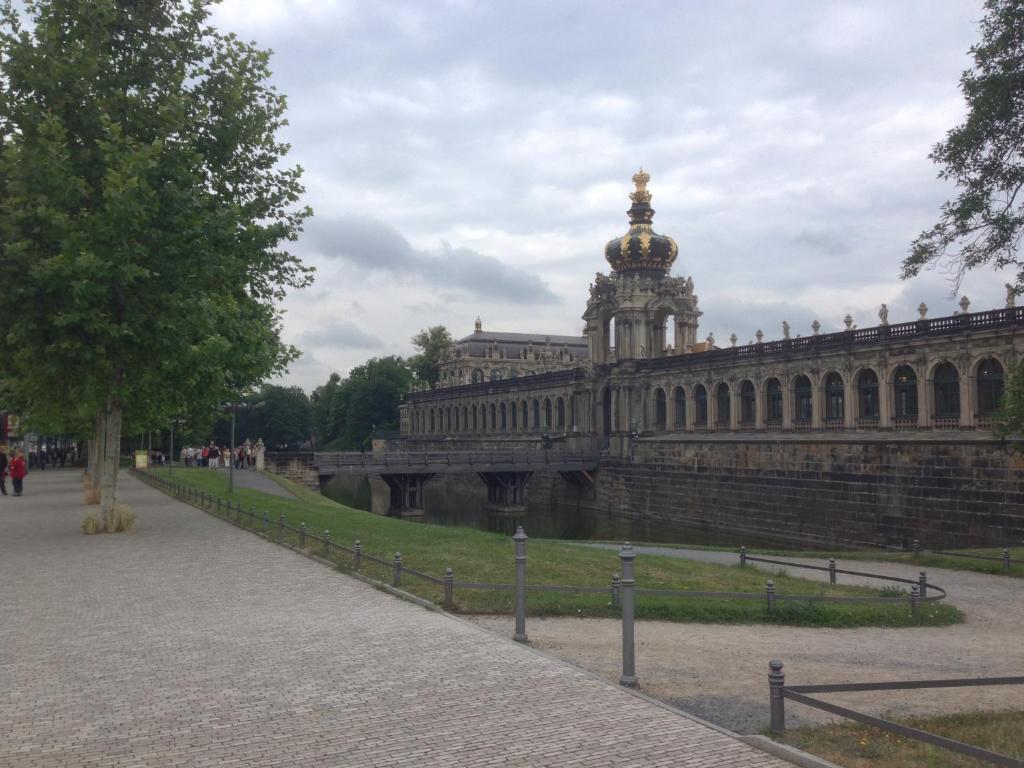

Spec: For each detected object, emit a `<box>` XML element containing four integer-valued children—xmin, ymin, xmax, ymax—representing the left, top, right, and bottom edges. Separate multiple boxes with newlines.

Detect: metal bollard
<box><xmin>299</xmin><ymin>523</ymin><xmax>306</xmax><ymax>548</ymax></box>
<box><xmin>919</xmin><ymin>571</ymin><xmax>928</xmax><ymax>599</ymax></box>
<box><xmin>619</xmin><ymin>542</ymin><xmax>637</xmax><ymax>687</ymax></box>
<box><xmin>216</xmin><ymin>496</ymin><xmax>222</xmax><ymax>514</ymax></box>
<box><xmin>739</xmin><ymin>545</ymin><xmax>747</xmax><ymax>567</ymax></box>
<box><xmin>912</xmin><ymin>539</ymin><xmax>920</xmax><ymax>558</ymax></box>
<box><xmin>828</xmin><ymin>558</ymin><xmax>836</xmax><ymax>585</ymax></box>
<box><xmin>513</xmin><ymin>526</ymin><xmax>528</xmax><ymax>643</ymax></box>
<box><xmin>444</xmin><ymin>567</ymin><xmax>454</xmax><ymax>610</ymax></box>
<box><xmin>324</xmin><ymin>530</ymin><xmax>331</xmax><ymax>556</ymax></box>
<box><xmin>766</xmin><ymin>580</ymin><xmax>776</xmax><ymax>613</ymax></box>
<box><xmin>1004</xmin><ymin>548</ymin><xmax>1011</xmax><ymax>572</ymax></box>
<box><xmin>354</xmin><ymin>540</ymin><xmax>362</xmax><ymax>568</ymax></box>
<box><xmin>277</xmin><ymin>514</ymin><xmax>285</xmax><ymax>543</ymax></box>
<box><xmin>393</xmin><ymin>552</ymin><xmax>403</xmax><ymax>586</ymax></box>
<box><xmin>262</xmin><ymin>511</ymin><xmax>269</xmax><ymax>532</ymax></box>
<box><xmin>910</xmin><ymin>584</ymin><xmax>920</xmax><ymax>614</ymax></box>
<box><xmin>611</xmin><ymin>573</ymin><xmax>621</xmax><ymax>609</ymax></box>
<box><xmin>769</xmin><ymin>660</ymin><xmax>786</xmax><ymax>733</ymax></box>
<box><xmin>249</xmin><ymin>505</ymin><xmax>256</xmax><ymax>522</ymax></box>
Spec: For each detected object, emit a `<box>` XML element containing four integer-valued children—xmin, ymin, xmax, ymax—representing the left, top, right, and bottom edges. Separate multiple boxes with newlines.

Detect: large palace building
<box><xmin>394</xmin><ymin>171</ymin><xmax>1024</xmax><ymax>548</ymax></box>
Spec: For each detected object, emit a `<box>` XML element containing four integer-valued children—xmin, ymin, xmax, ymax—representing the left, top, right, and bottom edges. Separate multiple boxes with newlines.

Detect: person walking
<box><xmin>0</xmin><ymin>446</ymin><xmax>8</xmax><ymax>496</ymax></box>
<box><xmin>9</xmin><ymin>449</ymin><xmax>27</xmax><ymax>496</ymax></box>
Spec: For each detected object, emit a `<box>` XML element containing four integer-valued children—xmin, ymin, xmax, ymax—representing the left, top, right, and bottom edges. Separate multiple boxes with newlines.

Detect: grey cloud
<box><xmin>302</xmin><ymin>216</ymin><xmax>560</xmax><ymax>305</ymax></box>
<box><xmin>300</xmin><ymin>320</ymin><xmax>384</xmax><ymax>349</ymax></box>
<box><xmin>792</xmin><ymin>230</ymin><xmax>852</xmax><ymax>257</ymax></box>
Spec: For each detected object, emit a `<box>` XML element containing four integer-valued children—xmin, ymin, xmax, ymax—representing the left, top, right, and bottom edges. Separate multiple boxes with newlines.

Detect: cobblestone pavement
<box><xmin>0</xmin><ymin>471</ymin><xmax>788</xmax><ymax>767</ymax></box>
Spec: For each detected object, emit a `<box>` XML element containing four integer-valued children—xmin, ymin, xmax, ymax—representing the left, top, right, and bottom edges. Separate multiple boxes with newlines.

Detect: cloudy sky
<box><xmin>209</xmin><ymin>0</ymin><xmax>1005</xmax><ymax>391</ymax></box>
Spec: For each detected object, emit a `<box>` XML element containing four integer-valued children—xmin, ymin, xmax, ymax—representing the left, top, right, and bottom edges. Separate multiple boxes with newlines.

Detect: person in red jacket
<box><xmin>9</xmin><ymin>449</ymin><xmax>27</xmax><ymax>496</ymax></box>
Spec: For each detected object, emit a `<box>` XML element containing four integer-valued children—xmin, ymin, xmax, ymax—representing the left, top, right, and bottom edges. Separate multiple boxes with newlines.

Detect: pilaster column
<box><xmin>961</xmin><ymin>375</ymin><xmax>975</xmax><ymax>427</ymax></box>
<box><xmin>783</xmin><ymin>382</ymin><xmax>793</xmax><ymax>430</ymax></box>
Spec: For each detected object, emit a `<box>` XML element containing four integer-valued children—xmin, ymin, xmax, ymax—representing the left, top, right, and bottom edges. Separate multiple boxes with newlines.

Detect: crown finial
<box><xmin>630</xmin><ymin>168</ymin><xmax>652</xmax><ymax>203</ymax></box>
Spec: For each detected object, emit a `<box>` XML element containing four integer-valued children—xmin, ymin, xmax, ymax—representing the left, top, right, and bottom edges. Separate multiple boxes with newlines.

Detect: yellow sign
<box><xmin>6</xmin><ymin>414</ymin><xmax>19</xmax><ymax>438</ymax></box>
<box><xmin>134</xmin><ymin>450</ymin><xmax>149</xmax><ymax>469</ymax></box>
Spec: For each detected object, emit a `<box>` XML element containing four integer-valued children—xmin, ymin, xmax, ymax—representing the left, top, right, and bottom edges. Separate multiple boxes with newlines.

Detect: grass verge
<box><xmin>141</xmin><ymin>467</ymin><xmax>962</xmax><ymax>628</ymax></box>
<box><xmin>777</xmin><ymin>709</ymin><xmax>1024</xmax><ymax>767</ymax></box>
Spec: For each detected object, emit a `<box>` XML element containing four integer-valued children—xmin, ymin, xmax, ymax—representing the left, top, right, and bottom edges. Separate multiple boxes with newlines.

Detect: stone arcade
<box><xmin>389</xmin><ymin>170</ymin><xmax>1024</xmax><ymax>548</ymax></box>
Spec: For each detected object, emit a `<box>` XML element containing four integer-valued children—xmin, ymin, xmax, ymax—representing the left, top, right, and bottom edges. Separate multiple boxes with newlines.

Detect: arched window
<box><xmin>602</xmin><ymin>388</ymin><xmax>612</xmax><ymax>435</ymax></box>
<box><xmin>500</xmin><ymin>403</ymin><xmax>507</xmax><ymax>430</ymax></box>
<box><xmin>857</xmin><ymin>369</ymin><xmax>879</xmax><ymax>420</ymax></box>
<box><xmin>532</xmin><ymin>400</ymin><xmax>540</xmax><ymax>430</ymax></box>
<box><xmin>715</xmin><ymin>383</ymin><xmax>731</xmax><ymax>427</ymax></box>
<box><xmin>454</xmin><ymin>408</ymin><xmax>460</xmax><ymax>432</ymax></box>
<box><xmin>430</xmin><ymin>409</ymin><xmax>436</xmax><ymax>433</ymax></box>
<box><xmin>462</xmin><ymin>406</ymin><xmax>469</xmax><ymax>431</ymax></box>
<box><xmin>489</xmin><ymin>369</ymin><xmax>501</xmax><ymax>381</ymax></box>
<box><xmin>977</xmin><ymin>358</ymin><xmax>1005</xmax><ymax>416</ymax></box>
<box><xmin>765</xmin><ymin>379</ymin><xmax>783</xmax><ymax>423</ymax></box>
<box><xmin>674</xmin><ymin>386</ymin><xmax>686</xmax><ymax>427</ymax></box>
<box><xmin>472</xmin><ymin>368</ymin><xmax>484</xmax><ymax>384</ymax></box>
<box><xmin>544</xmin><ymin>398</ymin><xmax>553</xmax><ymax>429</ymax></box>
<box><xmin>472</xmin><ymin>406</ymin><xmax>478</xmax><ymax>431</ymax></box>
<box><xmin>694</xmin><ymin>385</ymin><xmax>708</xmax><ymax>427</ymax></box>
<box><xmin>446</xmin><ymin>407</ymin><xmax>452</xmax><ymax>432</ymax></box>
<box><xmin>490</xmin><ymin>403</ymin><xmax>497</xmax><ymax>431</ymax></box>
<box><xmin>824</xmin><ymin>372</ymin><xmax>844</xmax><ymax>423</ymax></box>
<box><xmin>893</xmin><ymin>365</ymin><xmax>918</xmax><ymax>419</ymax></box>
<box><xmin>556</xmin><ymin>397</ymin><xmax>566</xmax><ymax>428</ymax></box>
<box><xmin>740</xmin><ymin>380</ymin><xmax>756</xmax><ymax>425</ymax></box>
<box><xmin>510</xmin><ymin>401</ymin><xmax>518</xmax><ymax>430</ymax></box>
<box><xmin>793</xmin><ymin>375</ymin><xmax>812</xmax><ymax>423</ymax></box>
<box><xmin>521</xmin><ymin>400</ymin><xmax>529</xmax><ymax>431</ymax></box>
<box><xmin>655</xmin><ymin>388</ymin><xmax>667</xmax><ymax>430</ymax></box>
<box><xmin>933</xmin><ymin>362</ymin><xmax>960</xmax><ymax>420</ymax></box>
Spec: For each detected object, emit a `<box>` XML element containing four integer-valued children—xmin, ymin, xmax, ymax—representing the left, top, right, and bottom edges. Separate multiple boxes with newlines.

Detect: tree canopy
<box><xmin>0</xmin><ymin>0</ymin><xmax>312</xmax><ymax>521</ymax></box>
<box><xmin>311</xmin><ymin>357</ymin><xmax>413</xmax><ymax>449</ymax></box>
<box><xmin>407</xmin><ymin>325</ymin><xmax>453</xmax><ymax>385</ymax></box>
<box><xmin>902</xmin><ymin>0</ymin><xmax>1024</xmax><ymax>291</ymax></box>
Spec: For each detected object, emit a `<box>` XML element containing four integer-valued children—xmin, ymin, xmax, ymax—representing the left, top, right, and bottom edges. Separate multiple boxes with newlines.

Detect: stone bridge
<box><xmin>265</xmin><ymin>449</ymin><xmax>599</xmax><ymax>519</ymax></box>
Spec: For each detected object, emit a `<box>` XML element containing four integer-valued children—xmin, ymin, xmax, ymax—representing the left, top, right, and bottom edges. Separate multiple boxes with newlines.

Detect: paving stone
<box><xmin>0</xmin><ymin>470</ymin><xmax>789</xmax><ymax>767</ymax></box>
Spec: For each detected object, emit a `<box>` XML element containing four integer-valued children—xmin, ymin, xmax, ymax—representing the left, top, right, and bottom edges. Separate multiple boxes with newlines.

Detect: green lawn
<box><xmin>778</xmin><ymin>710</ymin><xmax>1024</xmax><ymax>768</ymax></box>
<box><xmin>139</xmin><ymin>468</ymin><xmax>962</xmax><ymax>628</ymax></box>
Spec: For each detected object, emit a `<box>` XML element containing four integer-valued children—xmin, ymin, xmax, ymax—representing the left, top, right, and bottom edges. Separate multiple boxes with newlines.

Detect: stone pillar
<box><xmin>811</xmin><ymin>374</ymin><xmax>822</xmax><ymax>429</ymax></box>
<box><xmin>879</xmin><ymin>369</ymin><xmax>891</xmax><ymax>428</ymax></box>
<box><xmin>961</xmin><ymin>372</ymin><xmax>975</xmax><ymax>428</ymax></box>
<box><xmin>782</xmin><ymin>381</ymin><xmax>793</xmax><ymax>430</ymax></box>
<box><xmin>754</xmin><ymin>380</ymin><xmax>765</xmax><ymax>430</ymax></box>
<box><xmin>919</xmin><ymin>372</ymin><xmax>931</xmax><ymax>428</ymax></box>
<box><xmin>730</xmin><ymin>385</ymin><xmax>739</xmax><ymax>431</ymax></box>
<box><xmin>255</xmin><ymin>438</ymin><xmax>265</xmax><ymax>471</ymax></box>
<box><xmin>843</xmin><ymin>374</ymin><xmax>855</xmax><ymax>428</ymax></box>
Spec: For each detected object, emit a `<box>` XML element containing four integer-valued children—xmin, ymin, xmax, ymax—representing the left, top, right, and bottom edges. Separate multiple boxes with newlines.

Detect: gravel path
<box><xmin>0</xmin><ymin>470</ymin><xmax>790</xmax><ymax>767</ymax></box>
<box><xmin>470</xmin><ymin>544</ymin><xmax>1024</xmax><ymax>734</ymax></box>
<box><xmin>212</xmin><ymin>465</ymin><xmax>297</xmax><ymax>498</ymax></box>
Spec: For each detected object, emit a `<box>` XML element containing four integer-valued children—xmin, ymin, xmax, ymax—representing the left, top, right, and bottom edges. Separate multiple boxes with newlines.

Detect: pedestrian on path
<box><xmin>9</xmin><ymin>449</ymin><xmax>27</xmax><ymax>496</ymax></box>
<box><xmin>0</xmin><ymin>446</ymin><xmax>8</xmax><ymax>496</ymax></box>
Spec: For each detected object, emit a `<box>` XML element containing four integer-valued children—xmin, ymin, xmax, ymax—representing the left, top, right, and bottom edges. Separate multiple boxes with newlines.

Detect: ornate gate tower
<box><xmin>583</xmin><ymin>169</ymin><xmax>700</xmax><ymax>363</ymax></box>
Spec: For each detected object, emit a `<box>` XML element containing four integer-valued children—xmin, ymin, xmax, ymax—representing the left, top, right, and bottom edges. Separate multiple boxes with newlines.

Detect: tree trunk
<box><xmin>87</xmin><ymin>411</ymin><xmax>103</xmax><ymax>488</ymax></box>
<box><xmin>99</xmin><ymin>394</ymin><xmax>122</xmax><ymax>528</ymax></box>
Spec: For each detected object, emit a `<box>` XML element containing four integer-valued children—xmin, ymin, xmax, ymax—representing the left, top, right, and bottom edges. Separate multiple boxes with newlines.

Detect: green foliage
<box><xmin>407</xmin><ymin>325</ymin><xmax>453</xmax><ymax>385</ymax></box>
<box><xmin>212</xmin><ymin>384</ymin><xmax>312</xmax><ymax>449</ymax></box>
<box><xmin>995</xmin><ymin>360</ymin><xmax>1024</xmax><ymax>444</ymax></box>
<box><xmin>0</xmin><ymin>0</ymin><xmax>312</xmax><ymax>434</ymax></box>
<box><xmin>902</xmin><ymin>0</ymin><xmax>1024</xmax><ymax>291</ymax></box>
<box><xmin>312</xmin><ymin>357</ymin><xmax>413</xmax><ymax>449</ymax></box>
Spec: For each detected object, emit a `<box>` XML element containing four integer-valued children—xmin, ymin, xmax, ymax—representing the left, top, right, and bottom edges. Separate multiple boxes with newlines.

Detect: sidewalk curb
<box><xmin>740</xmin><ymin>736</ymin><xmax>843</xmax><ymax>768</ymax></box>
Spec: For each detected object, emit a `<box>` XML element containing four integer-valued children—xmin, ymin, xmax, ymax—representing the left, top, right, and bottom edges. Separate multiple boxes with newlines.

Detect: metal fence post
<box><xmin>1004</xmin><ymin>548</ymin><xmax>1011</xmax><ymax>572</ymax></box>
<box><xmin>277</xmin><ymin>514</ymin><xmax>285</xmax><ymax>542</ymax></box>
<box><xmin>912</xmin><ymin>539</ymin><xmax>920</xmax><ymax>558</ymax></box>
<box><xmin>828</xmin><ymin>558</ymin><xmax>836</xmax><ymax>585</ymax></box>
<box><xmin>324</xmin><ymin>530</ymin><xmax>331</xmax><ymax>556</ymax></box>
<box><xmin>444</xmin><ymin>567</ymin><xmax>454</xmax><ymax>610</ymax></box>
<box><xmin>299</xmin><ymin>523</ymin><xmax>306</xmax><ymax>548</ymax></box>
<box><xmin>611</xmin><ymin>573</ymin><xmax>621</xmax><ymax>609</ymax></box>
<box><xmin>393</xmin><ymin>552</ymin><xmax>403</xmax><ymax>586</ymax></box>
<box><xmin>619</xmin><ymin>542</ymin><xmax>637</xmax><ymax>688</ymax></box>
<box><xmin>513</xmin><ymin>526</ymin><xmax>528</xmax><ymax>643</ymax></box>
<box><xmin>766</xmin><ymin>579</ymin><xmax>776</xmax><ymax>613</ymax></box>
<box><xmin>262</xmin><ymin>511</ymin><xmax>269</xmax><ymax>533</ymax></box>
<box><xmin>354</xmin><ymin>540</ymin><xmax>362</xmax><ymax>568</ymax></box>
<box><xmin>769</xmin><ymin>660</ymin><xmax>786</xmax><ymax>733</ymax></box>
<box><xmin>919</xmin><ymin>571</ymin><xmax>928</xmax><ymax>599</ymax></box>
<box><xmin>739</xmin><ymin>545</ymin><xmax>747</xmax><ymax>567</ymax></box>
<box><xmin>910</xmin><ymin>583</ymin><xmax>920</xmax><ymax>614</ymax></box>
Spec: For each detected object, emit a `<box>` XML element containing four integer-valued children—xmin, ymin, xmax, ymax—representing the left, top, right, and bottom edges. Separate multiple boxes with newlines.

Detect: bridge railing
<box><xmin>314</xmin><ymin>449</ymin><xmax>600</xmax><ymax>471</ymax></box>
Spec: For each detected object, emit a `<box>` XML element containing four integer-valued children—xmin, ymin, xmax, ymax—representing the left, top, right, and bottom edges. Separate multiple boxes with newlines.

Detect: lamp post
<box><xmin>225</xmin><ymin>401</ymin><xmax>264</xmax><ymax>495</ymax></box>
<box><xmin>168</xmin><ymin>418</ymin><xmax>185</xmax><ymax>476</ymax></box>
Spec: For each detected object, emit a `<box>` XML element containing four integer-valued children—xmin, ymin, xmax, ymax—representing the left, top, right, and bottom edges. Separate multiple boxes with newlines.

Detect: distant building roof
<box><xmin>456</xmin><ymin>330</ymin><xmax>587</xmax><ymax>347</ymax></box>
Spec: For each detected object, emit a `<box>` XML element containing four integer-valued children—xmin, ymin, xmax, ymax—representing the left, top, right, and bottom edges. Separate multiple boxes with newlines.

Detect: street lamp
<box><xmin>168</xmin><ymin>417</ymin><xmax>186</xmax><ymax>476</ymax></box>
<box><xmin>224</xmin><ymin>401</ymin><xmax>264</xmax><ymax>495</ymax></box>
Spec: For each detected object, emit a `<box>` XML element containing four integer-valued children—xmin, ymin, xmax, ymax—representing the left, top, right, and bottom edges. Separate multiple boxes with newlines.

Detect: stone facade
<box><xmin>395</xmin><ymin>171</ymin><xmax>1024</xmax><ymax>547</ymax></box>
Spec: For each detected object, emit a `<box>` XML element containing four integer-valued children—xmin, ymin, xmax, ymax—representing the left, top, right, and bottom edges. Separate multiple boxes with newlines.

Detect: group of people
<box><xmin>180</xmin><ymin>442</ymin><xmax>257</xmax><ymax>470</ymax></box>
<box><xmin>0</xmin><ymin>447</ymin><xmax>28</xmax><ymax>496</ymax></box>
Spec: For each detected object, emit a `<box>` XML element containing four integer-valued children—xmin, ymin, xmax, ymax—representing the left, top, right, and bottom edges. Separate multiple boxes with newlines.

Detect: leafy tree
<box><xmin>211</xmin><ymin>384</ymin><xmax>311</xmax><ymax>450</ymax></box>
<box><xmin>312</xmin><ymin>357</ymin><xmax>413</xmax><ymax>449</ymax></box>
<box><xmin>902</xmin><ymin>0</ymin><xmax>1024</xmax><ymax>291</ymax></box>
<box><xmin>0</xmin><ymin>0</ymin><xmax>312</xmax><ymax>525</ymax></box>
<box><xmin>408</xmin><ymin>325</ymin><xmax>453</xmax><ymax>385</ymax></box>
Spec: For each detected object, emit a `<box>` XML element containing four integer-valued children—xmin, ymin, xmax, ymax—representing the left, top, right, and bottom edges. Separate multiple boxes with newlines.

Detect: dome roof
<box><xmin>604</xmin><ymin>169</ymin><xmax>678</xmax><ymax>276</ymax></box>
